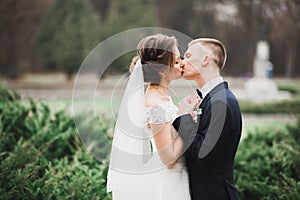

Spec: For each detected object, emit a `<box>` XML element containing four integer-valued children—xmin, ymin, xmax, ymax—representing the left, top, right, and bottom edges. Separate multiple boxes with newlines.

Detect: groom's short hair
<box><xmin>188</xmin><ymin>38</ymin><xmax>227</xmax><ymax>69</ymax></box>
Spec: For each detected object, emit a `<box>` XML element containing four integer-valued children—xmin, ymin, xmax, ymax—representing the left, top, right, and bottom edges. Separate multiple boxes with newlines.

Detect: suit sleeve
<box><xmin>172</xmin><ymin>114</ymin><xmax>202</xmax><ymax>152</ymax></box>
<box><xmin>173</xmin><ymin>100</ymin><xmax>232</xmax><ymax>159</ymax></box>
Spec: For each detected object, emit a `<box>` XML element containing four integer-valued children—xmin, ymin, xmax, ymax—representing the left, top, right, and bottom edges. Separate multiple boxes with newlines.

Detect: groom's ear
<box><xmin>202</xmin><ymin>55</ymin><xmax>210</xmax><ymax>67</ymax></box>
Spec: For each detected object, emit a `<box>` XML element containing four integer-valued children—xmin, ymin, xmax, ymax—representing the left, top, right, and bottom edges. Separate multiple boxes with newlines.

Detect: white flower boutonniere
<box><xmin>192</xmin><ymin>108</ymin><xmax>202</xmax><ymax>123</ymax></box>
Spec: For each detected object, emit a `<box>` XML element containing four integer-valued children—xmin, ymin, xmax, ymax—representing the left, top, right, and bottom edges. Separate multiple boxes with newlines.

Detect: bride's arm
<box><xmin>150</xmin><ymin>123</ymin><xmax>184</xmax><ymax>169</ymax></box>
<box><xmin>147</xmin><ymin>95</ymin><xmax>200</xmax><ymax>168</ymax></box>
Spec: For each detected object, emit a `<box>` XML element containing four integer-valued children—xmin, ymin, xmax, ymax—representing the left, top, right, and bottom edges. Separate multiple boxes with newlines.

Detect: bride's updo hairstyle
<box><xmin>137</xmin><ymin>34</ymin><xmax>177</xmax><ymax>85</ymax></box>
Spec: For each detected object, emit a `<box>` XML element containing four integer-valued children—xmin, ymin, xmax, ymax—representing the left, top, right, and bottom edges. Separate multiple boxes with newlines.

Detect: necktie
<box><xmin>196</xmin><ymin>89</ymin><xmax>203</xmax><ymax>99</ymax></box>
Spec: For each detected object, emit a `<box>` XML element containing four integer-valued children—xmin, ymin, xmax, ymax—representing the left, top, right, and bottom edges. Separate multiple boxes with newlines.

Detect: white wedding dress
<box><xmin>107</xmin><ymin>60</ymin><xmax>190</xmax><ymax>200</ymax></box>
<box><xmin>108</xmin><ymin>99</ymin><xmax>190</xmax><ymax>200</ymax></box>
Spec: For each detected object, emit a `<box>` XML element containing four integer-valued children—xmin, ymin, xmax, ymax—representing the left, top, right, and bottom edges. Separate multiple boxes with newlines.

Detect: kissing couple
<box><xmin>107</xmin><ymin>33</ymin><xmax>242</xmax><ymax>200</ymax></box>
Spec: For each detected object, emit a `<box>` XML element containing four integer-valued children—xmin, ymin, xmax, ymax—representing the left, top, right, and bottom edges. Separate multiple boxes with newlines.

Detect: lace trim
<box><xmin>145</xmin><ymin>101</ymin><xmax>178</xmax><ymax>125</ymax></box>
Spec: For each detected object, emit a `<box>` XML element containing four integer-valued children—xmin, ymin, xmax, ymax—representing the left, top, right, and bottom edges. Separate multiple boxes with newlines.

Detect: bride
<box><xmin>107</xmin><ymin>34</ymin><xmax>199</xmax><ymax>200</ymax></box>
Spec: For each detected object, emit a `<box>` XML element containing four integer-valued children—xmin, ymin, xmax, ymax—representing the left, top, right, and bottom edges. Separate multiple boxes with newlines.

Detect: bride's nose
<box><xmin>181</xmin><ymin>59</ymin><xmax>186</xmax><ymax>69</ymax></box>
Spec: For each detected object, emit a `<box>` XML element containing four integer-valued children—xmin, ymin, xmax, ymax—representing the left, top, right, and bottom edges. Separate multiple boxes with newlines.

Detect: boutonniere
<box><xmin>192</xmin><ymin>108</ymin><xmax>202</xmax><ymax>123</ymax></box>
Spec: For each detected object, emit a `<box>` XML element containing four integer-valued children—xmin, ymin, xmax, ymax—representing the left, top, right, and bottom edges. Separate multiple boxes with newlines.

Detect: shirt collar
<box><xmin>200</xmin><ymin>76</ymin><xmax>224</xmax><ymax>99</ymax></box>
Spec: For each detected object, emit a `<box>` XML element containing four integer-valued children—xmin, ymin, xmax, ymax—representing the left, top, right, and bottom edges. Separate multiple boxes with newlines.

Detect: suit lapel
<box><xmin>198</xmin><ymin>82</ymin><xmax>228</xmax><ymax>109</ymax></box>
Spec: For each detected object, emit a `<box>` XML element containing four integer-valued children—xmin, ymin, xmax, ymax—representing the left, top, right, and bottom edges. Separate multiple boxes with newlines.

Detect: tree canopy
<box><xmin>1</xmin><ymin>0</ymin><xmax>300</xmax><ymax>77</ymax></box>
<box><xmin>37</xmin><ymin>0</ymin><xmax>102</xmax><ymax>79</ymax></box>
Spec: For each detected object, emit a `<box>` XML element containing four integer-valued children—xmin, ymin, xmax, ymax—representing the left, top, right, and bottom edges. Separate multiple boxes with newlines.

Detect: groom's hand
<box><xmin>178</xmin><ymin>95</ymin><xmax>201</xmax><ymax>116</ymax></box>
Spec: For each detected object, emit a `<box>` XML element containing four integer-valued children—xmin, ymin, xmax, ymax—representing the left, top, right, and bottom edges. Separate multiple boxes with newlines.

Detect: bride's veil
<box><xmin>107</xmin><ymin>59</ymin><xmax>152</xmax><ymax>192</ymax></box>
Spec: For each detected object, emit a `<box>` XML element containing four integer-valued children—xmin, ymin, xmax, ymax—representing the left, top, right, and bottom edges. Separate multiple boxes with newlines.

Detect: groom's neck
<box><xmin>196</xmin><ymin>72</ymin><xmax>221</xmax><ymax>89</ymax></box>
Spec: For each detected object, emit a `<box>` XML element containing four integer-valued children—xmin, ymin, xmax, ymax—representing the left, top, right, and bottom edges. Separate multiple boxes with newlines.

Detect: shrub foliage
<box><xmin>1</xmin><ymin>86</ymin><xmax>300</xmax><ymax>199</ymax></box>
<box><xmin>0</xmin><ymin>87</ymin><xmax>111</xmax><ymax>200</ymax></box>
<box><xmin>239</xmin><ymin>99</ymin><xmax>300</xmax><ymax>114</ymax></box>
<box><xmin>235</xmin><ymin>120</ymin><xmax>300</xmax><ymax>199</ymax></box>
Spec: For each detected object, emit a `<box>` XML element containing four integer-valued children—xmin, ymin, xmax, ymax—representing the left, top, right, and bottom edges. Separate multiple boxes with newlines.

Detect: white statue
<box><xmin>254</xmin><ymin>41</ymin><xmax>272</xmax><ymax>78</ymax></box>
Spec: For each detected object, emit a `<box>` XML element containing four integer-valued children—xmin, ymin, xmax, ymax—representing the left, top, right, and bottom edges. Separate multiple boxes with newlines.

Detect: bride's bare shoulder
<box><xmin>144</xmin><ymin>91</ymin><xmax>167</xmax><ymax>108</ymax></box>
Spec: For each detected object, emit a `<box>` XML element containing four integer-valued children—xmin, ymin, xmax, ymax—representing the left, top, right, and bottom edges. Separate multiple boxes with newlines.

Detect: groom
<box><xmin>172</xmin><ymin>38</ymin><xmax>242</xmax><ymax>200</ymax></box>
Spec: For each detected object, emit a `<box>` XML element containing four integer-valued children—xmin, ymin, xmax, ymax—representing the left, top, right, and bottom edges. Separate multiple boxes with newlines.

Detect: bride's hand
<box><xmin>178</xmin><ymin>95</ymin><xmax>201</xmax><ymax>115</ymax></box>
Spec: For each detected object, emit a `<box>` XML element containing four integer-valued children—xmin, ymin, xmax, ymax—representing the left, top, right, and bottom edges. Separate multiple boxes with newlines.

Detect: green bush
<box><xmin>0</xmin><ymin>85</ymin><xmax>20</xmax><ymax>101</ymax></box>
<box><xmin>0</xmin><ymin>88</ymin><xmax>111</xmax><ymax>199</ymax></box>
<box><xmin>235</xmin><ymin>119</ymin><xmax>300</xmax><ymax>199</ymax></box>
<box><xmin>239</xmin><ymin>99</ymin><xmax>300</xmax><ymax>114</ymax></box>
<box><xmin>2</xmin><ymin>86</ymin><xmax>300</xmax><ymax>199</ymax></box>
<box><xmin>278</xmin><ymin>84</ymin><xmax>300</xmax><ymax>95</ymax></box>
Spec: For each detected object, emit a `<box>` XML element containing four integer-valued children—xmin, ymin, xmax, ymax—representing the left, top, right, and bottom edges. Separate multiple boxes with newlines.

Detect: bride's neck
<box><xmin>147</xmin><ymin>84</ymin><xmax>169</xmax><ymax>96</ymax></box>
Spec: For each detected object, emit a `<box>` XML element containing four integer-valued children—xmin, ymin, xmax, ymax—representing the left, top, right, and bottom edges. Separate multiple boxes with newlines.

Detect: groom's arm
<box><xmin>172</xmin><ymin>114</ymin><xmax>202</xmax><ymax>153</ymax></box>
<box><xmin>173</xmin><ymin>100</ymin><xmax>233</xmax><ymax>159</ymax></box>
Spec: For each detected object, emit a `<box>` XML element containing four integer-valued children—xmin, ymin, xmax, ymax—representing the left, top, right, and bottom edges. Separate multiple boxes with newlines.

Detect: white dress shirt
<box><xmin>200</xmin><ymin>76</ymin><xmax>224</xmax><ymax>99</ymax></box>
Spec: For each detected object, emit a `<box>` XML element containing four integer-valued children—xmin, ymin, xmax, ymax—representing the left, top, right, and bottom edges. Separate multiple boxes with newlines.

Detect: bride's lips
<box><xmin>180</xmin><ymin>67</ymin><xmax>185</xmax><ymax>75</ymax></box>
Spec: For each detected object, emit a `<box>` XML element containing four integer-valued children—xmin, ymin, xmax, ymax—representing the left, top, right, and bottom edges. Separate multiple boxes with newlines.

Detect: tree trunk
<box><xmin>285</xmin><ymin>42</ymin><xmax>296</xmax><ymax>78</ymax></box>
<box><xmin>2</xmin><ymin>1</ymin><xmax>18</xmax><ymax>78</ymax></box>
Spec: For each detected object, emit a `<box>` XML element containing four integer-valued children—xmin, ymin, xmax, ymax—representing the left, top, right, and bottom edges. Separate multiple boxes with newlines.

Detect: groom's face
<box><xmin>182</xmin><ymin>43</ymin><xmax>206</xmax><ymax>80</ymax></box>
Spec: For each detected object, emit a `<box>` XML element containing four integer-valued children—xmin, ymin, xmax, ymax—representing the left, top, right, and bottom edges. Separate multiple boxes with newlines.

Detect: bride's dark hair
<box><xmin>136</xmin><ymin>34</ymin><xmax>177</xmax><ymax>85</ymax></box>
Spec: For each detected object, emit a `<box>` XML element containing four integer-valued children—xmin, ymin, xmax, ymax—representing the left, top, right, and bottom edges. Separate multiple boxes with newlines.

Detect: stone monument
<box><xmin>242</xmin><ymin>40</ymin><xmax>290</xmax><ymax>102</ymax></box>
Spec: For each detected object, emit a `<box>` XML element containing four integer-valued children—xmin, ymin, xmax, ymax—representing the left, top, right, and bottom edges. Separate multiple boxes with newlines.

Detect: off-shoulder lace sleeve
<box><xmin>145</xmin><ymin>102</ymin><xmax>178</xmax><ymax>125</ymax></box>
<box><xmin>147</xmin><ymin>105</ymin><xmax>167</xmax><ymax>124</ymax></box>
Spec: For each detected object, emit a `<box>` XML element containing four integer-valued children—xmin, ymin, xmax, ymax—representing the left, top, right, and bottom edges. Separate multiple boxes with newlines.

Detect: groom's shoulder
<box><xmin>210</xmin><ymin>87</ymin><xmax>239</xmax><ymax>108</ymax></box>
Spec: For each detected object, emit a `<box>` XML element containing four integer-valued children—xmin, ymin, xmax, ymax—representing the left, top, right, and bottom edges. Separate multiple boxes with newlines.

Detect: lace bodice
<box><xmin>144</xmin><ymin>98</ymin><xmax>179</xmax><ymax>125</ymax></box>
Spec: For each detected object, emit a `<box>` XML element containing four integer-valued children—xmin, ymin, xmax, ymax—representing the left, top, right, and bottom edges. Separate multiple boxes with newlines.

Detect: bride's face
<box><xmin>167</xmin><ymin>47</ymin><xmax>183</xmax><ymax>81</ymax></box>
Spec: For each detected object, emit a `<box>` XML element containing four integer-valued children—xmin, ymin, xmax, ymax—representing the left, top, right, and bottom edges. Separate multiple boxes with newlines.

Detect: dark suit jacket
<box><xmin>173</xmin><ymin>82</ymin><xmax>242</xmax><ymax>200</ymax></box>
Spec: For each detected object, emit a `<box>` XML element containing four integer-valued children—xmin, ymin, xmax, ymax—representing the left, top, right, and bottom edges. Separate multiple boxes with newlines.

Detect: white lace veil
<box><xmin>107</xmin><ymin>59</ymin><xmax>152</xmax><ymax>192</ymax></box>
